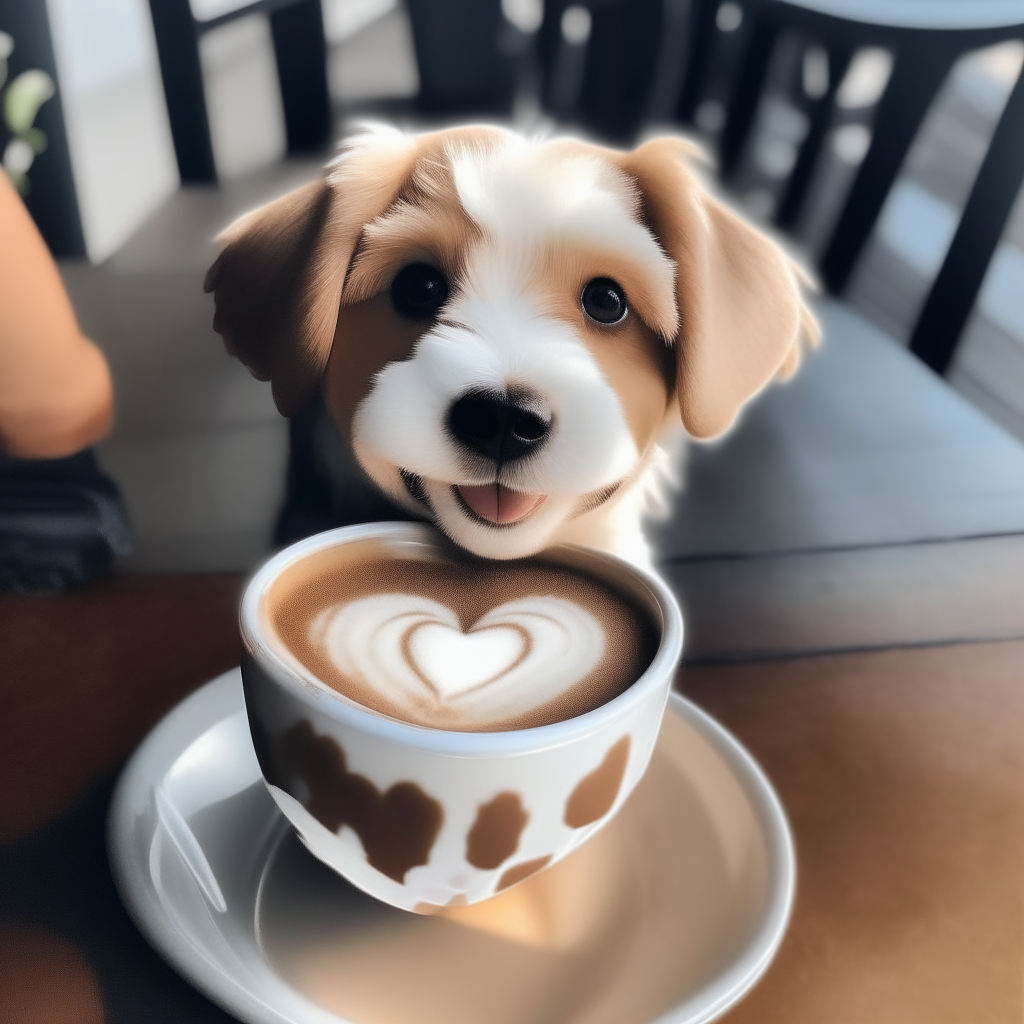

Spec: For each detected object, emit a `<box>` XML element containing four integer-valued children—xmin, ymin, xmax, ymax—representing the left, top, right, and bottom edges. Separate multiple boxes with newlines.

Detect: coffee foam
<box><xmin>262</xmin><ymin>540</ymin><xmax>659</xmax><ymax>731</ymax></box>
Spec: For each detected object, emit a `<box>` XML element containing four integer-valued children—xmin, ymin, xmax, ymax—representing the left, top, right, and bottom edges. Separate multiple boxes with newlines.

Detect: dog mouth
<box><xmin>453</xmin><ymin>483</ymin><xmax>546</xmax><ymax>525</ymax></box>
<box><xmin>400</xmin><ymin>471</ymin><xmax>546</xmax><ymax>527</ymax></box>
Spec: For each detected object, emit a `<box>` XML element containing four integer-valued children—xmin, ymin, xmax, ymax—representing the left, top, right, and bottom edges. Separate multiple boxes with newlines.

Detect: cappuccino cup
<box><xmin>240</xmin><ymin>522</ymin><xmax>683</xmax><ymax>912</ymax></box>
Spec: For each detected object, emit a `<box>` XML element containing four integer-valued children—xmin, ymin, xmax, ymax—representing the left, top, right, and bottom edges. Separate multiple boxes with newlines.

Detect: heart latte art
<box><xmin>312</xmin><ymin>594</ymin><xmax>606</xmax><ymax>728</ymax></box>
<box><xmin>264</xmin><ymin>541</ymin><xmax>659</xmax><ymax>730</ymax></box>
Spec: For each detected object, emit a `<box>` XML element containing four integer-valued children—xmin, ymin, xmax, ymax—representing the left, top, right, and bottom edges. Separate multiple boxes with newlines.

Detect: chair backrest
<box><xmin>690</xmin><ymin>0</ymin><xmax>1024</xmax><ymax>376</ymax></box>
<box><xmin>404</xmin><ymin>0</ymin><xmax>518</xmax><ymax>116</ymax></box>
<box><xmin>147</xmin><ymin>0</ymin><xmax>330</xmax><ymax>183</ymax></box>
<box><xmin>537</xmin><ymin>0</ymin><xmax>688</xmax><ymax>140</ymax></box>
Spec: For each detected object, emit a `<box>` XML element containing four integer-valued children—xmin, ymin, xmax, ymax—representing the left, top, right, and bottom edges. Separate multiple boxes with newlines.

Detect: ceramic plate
<box><xmin>108</xmin><ymin>669</ymin><xmax>794</xmax><ymax>1024</ymax></box>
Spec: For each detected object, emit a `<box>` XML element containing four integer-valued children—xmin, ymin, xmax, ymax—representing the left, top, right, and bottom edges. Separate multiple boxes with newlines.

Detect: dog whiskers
<box><xmin>399</xmin><ymin>469</ymin><xmax>431</xmax><ymax>511</ymax></box>
<box><xmin>570</xmin><ymin>481</ymin><xmax>623</xmax><ymax>519</ymax></box>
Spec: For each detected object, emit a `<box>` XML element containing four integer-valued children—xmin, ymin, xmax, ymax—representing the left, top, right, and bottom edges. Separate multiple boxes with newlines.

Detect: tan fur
<box><xmin>323</xmin><ymin>292</ymin><xmax>428</xmax><ymax>436</ymax></box>
<box><xmin>343</xmin><ymin>155</ymin><xmax>481</xmax><ymax>309</ymax></box>
<box><xmin>205</xmin><ymin>164</ymin><xmax>412</xmax><ymax>414</ymax></box>
<box><xmin>537</xmin><ymin>277</ymin><xmax>675</xmax><ymax>454</ymax></box>
<box><xmin>612</xmin><ymin>138</ymin><xmax>819</xmax><ymax>438</ymax></box>
<box><xmin>535</xmin><ymin>243</ymin><xmax>678</xmax><ymax>343</ymax></box>
<box><xmin>204</xmin><ymin>125</ymin><xmax>505</xmax><ymax>416</ymax></box>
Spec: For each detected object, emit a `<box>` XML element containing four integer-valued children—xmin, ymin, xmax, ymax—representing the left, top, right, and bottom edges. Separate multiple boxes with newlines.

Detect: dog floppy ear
<box><xmin>204</xmin><ymin>129</ymin><xmax>418</xmax><ymax>415</ymax></box>
<box><xmin>617</xmin><ymin>138</ymin><xmax>818</xmax><ymax>439</ymax></box>
<box><xmin>204</xmin><ymin>180</ymin><xmax>339</xmax><ymax>415</ymax></box>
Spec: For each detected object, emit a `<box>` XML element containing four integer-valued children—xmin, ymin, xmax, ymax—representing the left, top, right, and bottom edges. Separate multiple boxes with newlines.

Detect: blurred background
<box><xmin>2</xmin><ymin>0</ymin><xmax>1023</xmax><ymax>576</ymax></box>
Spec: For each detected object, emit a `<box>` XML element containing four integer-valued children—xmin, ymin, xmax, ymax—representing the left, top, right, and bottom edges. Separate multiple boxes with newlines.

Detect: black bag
<box><xmin>0</xmin><ymin>449</ymin><xmax>132</xmax><ymax>593</ymax></box>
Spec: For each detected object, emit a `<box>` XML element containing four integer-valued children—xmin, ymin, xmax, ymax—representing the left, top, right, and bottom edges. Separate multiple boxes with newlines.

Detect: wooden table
<box><xmin>2</xmin><ymin>570</ymin><xmax>1022</xmax><ymax>1024</ymax></box>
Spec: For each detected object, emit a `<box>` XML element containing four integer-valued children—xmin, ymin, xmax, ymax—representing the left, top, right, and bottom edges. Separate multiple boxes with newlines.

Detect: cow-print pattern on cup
<box><xmin>259</xmin><ymin>718</ymin><xmax>444</xmax><ymax>883</ymax></box>
<box><xmin>564</xmin><ymin>735</ymin><xmax>631</xmax><ymax>828</ymax></box>
<box><xmin>465</xmin><ymin>791</ymin><xmax>528</xmax><ymax>869</ymax></box>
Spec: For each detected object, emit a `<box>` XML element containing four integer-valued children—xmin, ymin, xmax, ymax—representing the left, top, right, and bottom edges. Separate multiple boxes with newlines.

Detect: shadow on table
<box><xmin>0</xmin><ymin>775</ymin><xmax>235</xmax><ymax>1024</ymax></box>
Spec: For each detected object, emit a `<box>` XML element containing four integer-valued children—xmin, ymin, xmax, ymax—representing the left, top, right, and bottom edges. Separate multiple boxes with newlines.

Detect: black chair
<box><xmin>681</xmin><ymin>0</ymin><xmax>1024</xmax><ymax>376</ymax></box>
<box><xmin>404</xmin><ymin>0</ymin><xmax>519</xmax><ymax>117</ymax></box>
<box><xmin>147</xmin><ymin>0</ymin><xmax>331</xmax><ymax>183</ymax></box>
<box><xmin>537</xmin><ymin>0</ymin><xmax>691</xmax><ymax>142</ymax></box>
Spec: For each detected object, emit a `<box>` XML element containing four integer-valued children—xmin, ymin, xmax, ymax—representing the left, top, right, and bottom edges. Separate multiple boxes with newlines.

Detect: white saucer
<box><xmin>108</xmin><ymin>669</ymin><xmax>794</xmax><ymax>1024</ymax></box>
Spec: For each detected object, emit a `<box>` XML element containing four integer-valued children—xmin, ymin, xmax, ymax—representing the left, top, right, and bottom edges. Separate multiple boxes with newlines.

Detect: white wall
<box><xmin>199</xmin><ymin>13</ymin><xmax>287</xmax><ymax>181</ymax></box>
<box><xmin>46</xmin><ymin>0</ymin><xmax>179</xmax><ymax>263</ymax></box>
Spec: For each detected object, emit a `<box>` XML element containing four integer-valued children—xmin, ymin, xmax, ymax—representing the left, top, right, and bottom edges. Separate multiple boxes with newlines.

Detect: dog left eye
<box><xmin>581</xmin><ymin>278</ymin><xmax>627</xmax><ymax>324</ymax></box>
<box><xmin>391</xmin><ymin>263</ymin><xmax>449</xmax><ymax>320</ymax></box>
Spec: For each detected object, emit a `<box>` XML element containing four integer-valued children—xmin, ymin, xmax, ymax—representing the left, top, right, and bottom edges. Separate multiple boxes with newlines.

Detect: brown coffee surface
<box><xmin>262</xmin><ymin>540</ymin><xmax>658</xmax><ymax>731</ymax></box>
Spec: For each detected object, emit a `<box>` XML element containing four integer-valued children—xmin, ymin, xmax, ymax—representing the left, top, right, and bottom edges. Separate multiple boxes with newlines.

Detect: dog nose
<box><xmin>447</xmin><ymin>391</ymin><xmax>550</xmax><ymax>462</ymax></box>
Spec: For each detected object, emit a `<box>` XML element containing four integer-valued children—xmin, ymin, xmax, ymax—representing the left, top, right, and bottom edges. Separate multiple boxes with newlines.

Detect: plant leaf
<box><xmin>23</xmin><ymin>126</ymin><xmax>47</xmax><ymax>154</ymax></box>
<box><xmin>4</xmin><ymin>69</ymin><xmax>55</xmax><ymax>136</ymax></box>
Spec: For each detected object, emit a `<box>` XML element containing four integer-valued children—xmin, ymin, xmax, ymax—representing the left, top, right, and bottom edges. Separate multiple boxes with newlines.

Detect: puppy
<box><xmin>206</xmin><ymin>124</ymin><xmax>817</xmax><ymax>566</ymax></box>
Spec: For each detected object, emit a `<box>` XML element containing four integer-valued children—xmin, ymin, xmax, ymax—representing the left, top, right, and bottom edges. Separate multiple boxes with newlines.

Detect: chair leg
<box><xmin>147</xmin><ymin>0</ymin><xmax>216</xmax><ymax>183</ymax></box>
<box><xmin>675</xmin><ymin>0</ymin><xmax>723</xmax><ymax>124</ymax></box>
<box><xmin>641</xmin><ymin>0</ymin><xmax>696</xmax><ymax>127</ymax></box>
<box><xmin>909</xmin><ymin>64</ymin><xmax>1024</xmax><ymax>375</ymax></box>
<box><xmin>775</xmin><ymin>43</ymin><xmax>853</xmax><ymax>231</ymax></box>
<box><xmin>270</xmin><ymin>0</ymin><xmax>331</xmax><ymax>154</ymax></box>
<box><xmin>819</xmin><ymin>41</ymin><xmax>958</xmax><ymax>294</ymax></box>
<box><xmin>718</xmin><ymin>11</ymin><xmax>780</xmax><ymax>179</ymax></box>
<box><xmin>580</xmin><ymin>0</ymin><xmax>666</xmax><ymax>143</ymax></box>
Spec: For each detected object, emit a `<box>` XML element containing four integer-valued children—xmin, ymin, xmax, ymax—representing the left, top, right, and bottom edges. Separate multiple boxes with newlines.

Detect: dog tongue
<box><xmin>458</xmin><ymin>484</ymin><xmax>545</xmax><ymax>524</ymax></box>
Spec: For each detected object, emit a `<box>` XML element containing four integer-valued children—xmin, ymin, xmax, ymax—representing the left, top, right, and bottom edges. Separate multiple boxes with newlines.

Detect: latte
<box><xmin>262</xmin><ymin>540</ymin><xmax>659</xmax><ymax>731</ymax></box>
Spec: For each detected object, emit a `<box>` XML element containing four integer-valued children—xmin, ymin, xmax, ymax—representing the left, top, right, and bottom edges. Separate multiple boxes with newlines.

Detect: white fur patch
<box><xmin>350</xmin><ymin>130</ymin><xmax>675</xmax><ymax>559</ymax></box>
<box><xmin>449</xmin><ymin>136</ymin><xmax>675</xmax><ymax>304</ymax></box>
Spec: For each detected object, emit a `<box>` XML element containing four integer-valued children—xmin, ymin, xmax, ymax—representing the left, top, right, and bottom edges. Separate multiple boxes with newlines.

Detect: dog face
<box><xmin>206</xmin><ymin>125</ymin><xmax>816</xmax><ymax>560</ymax></box>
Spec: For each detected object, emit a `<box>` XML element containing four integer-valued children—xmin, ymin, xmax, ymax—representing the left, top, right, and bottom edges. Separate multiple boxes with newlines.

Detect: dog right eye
<box><xmin>582</xmin><ymin>278</ymin><xmax>627</xmax><ymax>324</ymax></box>
<box><xmin>391</xmin><ymin>263</ymin><xmax>449</xmax><ymax>320</ymax></box>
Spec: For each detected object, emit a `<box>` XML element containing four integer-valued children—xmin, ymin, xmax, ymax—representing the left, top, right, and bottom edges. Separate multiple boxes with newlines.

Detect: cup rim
<box><xmin>240</xmin><ymin>522</ymin><xmax>684</xmax><ymax>756</ymax></box>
